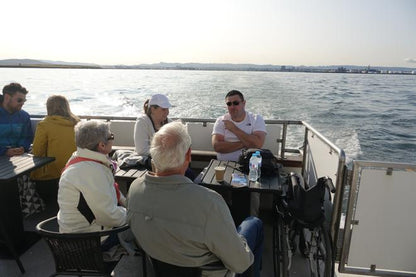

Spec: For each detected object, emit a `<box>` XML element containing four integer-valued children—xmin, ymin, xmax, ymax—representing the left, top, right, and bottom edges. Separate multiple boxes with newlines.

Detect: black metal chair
<box><xmin>36</xmin><ymin>216</ymin><xmax>130</xmax><ymax>277</ymax></box>
<box><xmin>147</xmin><ymin>255</ymin><xmax>234</xmax><ymax>277</ymax></box>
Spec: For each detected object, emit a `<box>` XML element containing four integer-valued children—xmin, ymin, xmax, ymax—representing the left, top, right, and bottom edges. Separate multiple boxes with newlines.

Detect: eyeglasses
<box><xmin>226</xmin><ymin>101</ymin><xmax>241</xmax><ymax>106</ymax></box>
<box><xmin>107</xmin><ymin>133</ymin><xmax>115</xmax><ymax>141</ymax></box>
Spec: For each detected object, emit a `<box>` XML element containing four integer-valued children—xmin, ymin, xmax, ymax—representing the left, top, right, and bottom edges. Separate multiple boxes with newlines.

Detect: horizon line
<box><xmin>1</xmin><ymin>58</ymin><xmax>416</xmax><ymax>70</ymax></box>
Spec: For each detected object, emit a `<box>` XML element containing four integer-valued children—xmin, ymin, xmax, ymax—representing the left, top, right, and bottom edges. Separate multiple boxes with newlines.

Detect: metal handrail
<box><xmin>301</xmin><ymin>121</ymin><xmax>346</xmax><ymax>254</ymax></box>
<box><xmin>31</xmin><ymin>115</ymin><xmax>304</xmax><ymax>159</ymax></box>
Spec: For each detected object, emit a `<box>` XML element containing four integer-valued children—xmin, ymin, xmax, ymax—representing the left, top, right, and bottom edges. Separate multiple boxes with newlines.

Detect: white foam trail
<box><xmin>335</xmin><ymin>129</ymin><xmax>362</xmax><ymax>165</ymax></box>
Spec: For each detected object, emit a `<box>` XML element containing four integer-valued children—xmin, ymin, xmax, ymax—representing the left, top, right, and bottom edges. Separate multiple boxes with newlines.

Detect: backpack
<box><xmin>286</xmin><ymin>173</ymin><xmax>330</xmax><ymax>226</ymax></box>
<box><xmin>238</xmin><ymin>148</ymin><xmax>281</xmax><ymax>176</ymax></box>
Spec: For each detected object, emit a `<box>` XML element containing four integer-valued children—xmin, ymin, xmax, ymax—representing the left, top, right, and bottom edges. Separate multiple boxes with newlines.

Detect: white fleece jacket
<box><xmin>57</xmin><ymin>147</ymin><xmax>126</xmax><ymax>233</ymax></box>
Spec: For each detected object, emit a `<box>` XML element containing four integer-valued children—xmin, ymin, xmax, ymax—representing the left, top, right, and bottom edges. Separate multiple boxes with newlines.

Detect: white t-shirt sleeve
<box><xmin>252</xmin><ymin>114</ymin><xmax>267</xmax><ymax>134</ymax></box>
<box><xmin>212</xmin><ymin>116</ymin><xmax>225</xmax><ymax>136</ymax></box>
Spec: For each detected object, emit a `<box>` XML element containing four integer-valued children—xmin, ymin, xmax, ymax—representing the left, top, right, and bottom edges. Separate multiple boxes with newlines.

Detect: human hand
<box><xmin>6</xmin><ymin>147</ymin><xmax>24</xmax><ymax>157</ymax></box>
<box><xmin>223</xmin><ymin>120</ymin><xmax>237</xmax><ymax>132</ymax></box>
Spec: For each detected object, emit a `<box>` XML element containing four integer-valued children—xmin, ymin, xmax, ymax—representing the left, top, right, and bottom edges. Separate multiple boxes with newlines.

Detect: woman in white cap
<box><xmin>134</xmin><ymin>94</ymin><xmax>172</xmax><ymax>157</ymax></box>
<box><xmin>133</xmin><ymin>94</ymin><xmax>196</xmax><ymax>180</ymax></box>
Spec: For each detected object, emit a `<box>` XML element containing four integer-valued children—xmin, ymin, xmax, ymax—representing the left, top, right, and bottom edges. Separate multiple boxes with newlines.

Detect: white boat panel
<box><xmin>109</xmin><ymin>120</ymin><xmax>136</xmax><ymax>147</ymax></box>
<box><xmin>186</xmin><ymin>122</ymin><xmax>215</xmax><ymax>152</ymax></box>
<box><xmin>303</xmin><ymin>130</ymin><xmax>340</xmax><ymax>188</ymax></box>
<box><xmin>341</xmin><ymin>161</ymin><xmax>416</xmax><ymax>276</ymax></box>
<box><xmin>263</xmin><ymin>124</ymin><xmax>281</xmax><ymax>156</ymax></box>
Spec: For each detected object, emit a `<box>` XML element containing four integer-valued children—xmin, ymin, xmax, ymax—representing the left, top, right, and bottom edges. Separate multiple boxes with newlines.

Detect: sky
<box><xmin>1</xmin><ymin>0</ymin><xmax>415</xmax><ymax>67</ymax></box>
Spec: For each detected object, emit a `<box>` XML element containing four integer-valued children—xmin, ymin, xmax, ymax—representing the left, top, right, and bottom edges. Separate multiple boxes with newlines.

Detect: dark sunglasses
<box><xmin>17</xmin><ymin>98</ymin><xmax>26</xmax><ymax>103</ymax></box>
<box><xmin>226</xmin><ymin>101</ymin><xmax>241</xmax><ymax>106</ymax></box>
<box><xmin>107</xmin><ymin>133</ymin><xmax>115</xmax><ymax>141</ymax></box>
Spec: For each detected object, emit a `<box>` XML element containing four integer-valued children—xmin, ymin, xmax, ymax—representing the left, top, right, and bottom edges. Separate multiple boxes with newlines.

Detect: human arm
<box><xmin>205</xmin><ymin>196</ymin><xmax>254</xmax><ymax>273</ymax></box>
<box><xmin>212</xmin><ymin>116</ymin><xmax>244</xmax><ymax>154</ymax></box>
<box><xmin>212</xmin><ymin>134</ymin><xmax>244</xmax><ymax>153</ymax></box>
<box><xmin>223</xmin><ymin>113</ymin><xmax>267</xmax><ymax>149</ymax></box>
<box><xmin>19</xmin><ymin>112</ymin><xmax>33</xmax><ymax>152</ymax></box>
<box><xmin>134</xmin><ymin>117</ymin><xmax>152</xmax><ymax>156</ymax></box>
<box><xmin>213</xmin><ymin>118</ymin><xmax>266</xmax><ymax>152</ymax></box>
<box><xmin>223</xmin><ymin>119</ymin><xmax>266</xmax><ymax>149</ymax></box>
<box><xmin>79</xmin><ymin>165</ymin><xmax>127</xmax><ymax>227</ymax></box>
<box><xmin>31</xmin><ymin>122</ymin><xmax>47</xmax><ymax>157</ymax></box>
<box><xmin>0</xmin><ymin>111</ymin><xmax>33</xmax><ymax>156</ymax></box>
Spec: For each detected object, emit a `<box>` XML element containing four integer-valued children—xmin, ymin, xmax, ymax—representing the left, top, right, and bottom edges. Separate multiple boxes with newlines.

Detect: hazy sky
<box><xmin>1</xmin><ymin>0</ymin><xmax>415</xmax><ymax>67</ymax></box>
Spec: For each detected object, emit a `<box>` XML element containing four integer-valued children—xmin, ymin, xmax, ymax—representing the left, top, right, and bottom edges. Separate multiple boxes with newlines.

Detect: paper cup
<box><xmin>214</xmin><ymin>166</ymin><xmax>226</xmax><ymax>181</ymax></box>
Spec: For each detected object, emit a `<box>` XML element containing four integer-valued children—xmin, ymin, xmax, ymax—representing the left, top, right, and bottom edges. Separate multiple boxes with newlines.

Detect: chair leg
<box><xmin>15</xmin><ymin>258</ymin><xmax>25</xmax><ymax>274</ymax></box>
<box><xmin>141</xmin><ymin>253</ymin><xmax>147</xmax><ymax>277</ymax></box>
<box><xmin>0</xmin><ymin>224</ymin><xmax>25</xmax><ymax>273</ymax></box>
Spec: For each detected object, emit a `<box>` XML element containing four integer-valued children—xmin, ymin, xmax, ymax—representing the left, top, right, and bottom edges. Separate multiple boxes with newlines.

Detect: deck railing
<box><xmin>31</xmin><ymin>115</ymin><xmax>304</xmax><ymax>160</ymax></box>
<box><xmin>301</xmin><ymin>121</ymin><xmax>346</xmax><ymax>251</ymax></box>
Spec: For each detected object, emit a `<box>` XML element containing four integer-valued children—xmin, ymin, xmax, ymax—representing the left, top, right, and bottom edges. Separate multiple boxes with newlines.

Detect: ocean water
<box><xmin>1</xmin><ymin>68</ymin><xmax>415</xmax><ymax>164</ymax></box>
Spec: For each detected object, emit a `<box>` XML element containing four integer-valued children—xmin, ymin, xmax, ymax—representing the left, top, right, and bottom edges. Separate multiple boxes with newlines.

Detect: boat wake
<box><xmin>334</xmin><ymin>128</ymin><xmax>362</xmax><ymax>166</ymax></box>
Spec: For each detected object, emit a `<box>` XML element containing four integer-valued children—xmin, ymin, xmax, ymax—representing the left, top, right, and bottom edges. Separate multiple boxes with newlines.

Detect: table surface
<box><xmin>115</xmin><ymin>166</ymin><xmax>147</xmax><ymax>182</ymax></box>
<box><xmin>0</xmin><ymin>154</ymin><xmax>55</xmax><ymax>182</ymax></box>
<box><xmin>114</xmin><ymin>160</ymin><xmax>283</xmax><ymax>195</ymax></box>
<box><xmin>198</xmin><ymin>159</ymin><xmax>282</xmax><ymax>193</ymax></box>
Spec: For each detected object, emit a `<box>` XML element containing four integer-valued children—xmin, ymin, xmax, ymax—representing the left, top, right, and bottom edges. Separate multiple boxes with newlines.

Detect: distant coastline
<box><xmin>1</xmin><ymin>59</ymin><xmax>415</xmax><ymax>75</ymax></box>
<box><xmin>0</xmin><ymin>64</ymin><xmax>101</xmax><ymax>69</ymax></box>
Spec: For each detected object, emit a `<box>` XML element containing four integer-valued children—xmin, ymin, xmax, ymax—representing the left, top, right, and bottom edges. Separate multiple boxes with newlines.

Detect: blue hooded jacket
<box><xmin>0</xmin><ymin>106</ymin><xmax>33</xmax><ymax>156</ymax></box>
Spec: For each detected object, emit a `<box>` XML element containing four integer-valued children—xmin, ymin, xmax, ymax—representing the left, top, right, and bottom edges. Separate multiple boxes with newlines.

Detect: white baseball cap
<box><xmin>149</xmin><ymin>94</ymin><xmax>171</xmax><ymax>108</ymax></box>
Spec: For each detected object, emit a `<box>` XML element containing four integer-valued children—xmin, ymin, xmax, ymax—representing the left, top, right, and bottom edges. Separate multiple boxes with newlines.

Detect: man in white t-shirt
<box><xmin>212</xmin><ymin>90</ymin><xmax>267</xmax><ymax>162</ymax></box>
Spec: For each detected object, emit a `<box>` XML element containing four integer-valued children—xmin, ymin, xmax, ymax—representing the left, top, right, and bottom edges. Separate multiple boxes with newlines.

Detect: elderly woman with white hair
<box><xmin>57</xmin><ymin>120</ymin><xmax>126</xmax><ymax>249</ymax></box>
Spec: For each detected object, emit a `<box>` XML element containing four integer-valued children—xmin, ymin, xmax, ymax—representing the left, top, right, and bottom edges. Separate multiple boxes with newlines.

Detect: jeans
<box><xmin>237</xmin><ymin>216</ymin><xmax>264</xmax><ymax>277</ymax></box>
<box><xmin>101</xmin><ymin>233</ymin><xmax>120</xmax><ymax>252</ymax></box>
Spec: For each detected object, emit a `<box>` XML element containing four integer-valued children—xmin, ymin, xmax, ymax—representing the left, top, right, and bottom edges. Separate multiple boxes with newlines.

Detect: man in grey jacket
<box><xmin>127</xmin><ymin>121</ymin><xmax>263</xmax><ymax>277</ymax></box>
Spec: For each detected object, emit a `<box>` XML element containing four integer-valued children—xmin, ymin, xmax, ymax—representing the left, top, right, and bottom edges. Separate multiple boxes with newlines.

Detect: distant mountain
<box><xmin>39</xmin><ymin>59</ymin><xmax>100</xmax><ymax>67</ymax></box>
<box><xmin>104</xmin><ymin>62</ymin><xmax>416</xmax><ymax>73</ymax></box>
<box><xmin>0</xmin><ymin>59</ymin><xmax>49</xmax><ymax>65</ymax></box>
<box><xmin>105</xmin><ymin>62</ymin><xmax>283</xmax><ymax>71</ymax></box>
<box><xmin>1</xmin><ymin>59</ymin><xmax>415</xmax><ymax>74</ymax></box>
<box><xmin>0</xmin><ymin>59</ymin><xmax>101</xmax><ymax>68</ymax></box>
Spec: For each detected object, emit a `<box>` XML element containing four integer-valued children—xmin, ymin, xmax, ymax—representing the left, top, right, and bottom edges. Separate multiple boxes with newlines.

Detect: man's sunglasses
<box><xmin>108</xmin><ymin>133</ymin><xmax>115</xmax><ymax>141</ymax></box>
<box><xmin>17</xmin><ymin>98</ymin><xmax>26</xmax><ymax>103</ymax></box>
<box><xmin>226</xmin><ymin>101</ymin><xmax>241</xmax><ymax>106</ymax></box>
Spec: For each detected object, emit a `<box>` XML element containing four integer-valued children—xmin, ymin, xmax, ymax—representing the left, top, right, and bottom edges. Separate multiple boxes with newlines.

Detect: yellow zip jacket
<box><xmin>31</xmin><ymin>115</ymin><xmax>77</xmax><ymax>180</ymax></box>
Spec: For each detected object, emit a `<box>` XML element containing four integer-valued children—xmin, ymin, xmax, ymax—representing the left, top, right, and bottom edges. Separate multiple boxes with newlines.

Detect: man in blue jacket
<box><xmin>0</xmin><ymin>82</ymin><xmax>33</xmax><ymax>156</ymax></box>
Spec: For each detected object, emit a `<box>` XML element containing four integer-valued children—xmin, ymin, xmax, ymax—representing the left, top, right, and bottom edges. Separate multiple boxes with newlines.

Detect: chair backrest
<box><xmin>36</xmin><ymin>216</ymin><xmax>129</xmax><ymax>276</ymax></box>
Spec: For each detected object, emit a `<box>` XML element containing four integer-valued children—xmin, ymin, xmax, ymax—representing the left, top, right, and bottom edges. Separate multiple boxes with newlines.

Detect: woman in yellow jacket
<box><xmin>31</xmin><ymin>95</ymin><xmax>79</xmax><ymax>208</ymax></box>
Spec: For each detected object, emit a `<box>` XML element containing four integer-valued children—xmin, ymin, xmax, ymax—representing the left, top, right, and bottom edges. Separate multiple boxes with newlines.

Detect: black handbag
<box><xmin>238</xmin><ymin>148</ymin><xmax>281</xmax><ymax>176</ymax></box>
